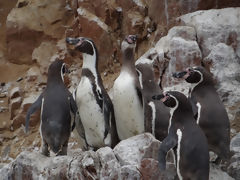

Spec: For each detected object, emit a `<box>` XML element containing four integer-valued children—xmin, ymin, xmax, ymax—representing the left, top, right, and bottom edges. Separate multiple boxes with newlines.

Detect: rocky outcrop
<box><xmin>178</xmin><ymin>7</ymin><xmax>240</xmax><ymax>131</ymax></box>
<box><xmin>228</xmin><ymin>133</ymin><xmax>240</xmax><ymax>179</ymax></box>
<box><xmin>0</xmin><ymin>133</ymin><xmax>235</xmax><ymax>180</ymax></box>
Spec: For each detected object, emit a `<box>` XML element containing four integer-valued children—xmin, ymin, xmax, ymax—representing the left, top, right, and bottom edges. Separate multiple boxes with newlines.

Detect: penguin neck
<box><xmin>121</xmin><ymin>47</ymin><xmax>136</xmax><ymax>73</ymax></box>
<box><xmin>82</xmin><ymin>52</ymin><xmax>99</xmax><ymax>76</ymax></box>
<box><xmin>47</xmin><ymin>75</ymin><xmax>64</xmax><ymax>88</ymax></box>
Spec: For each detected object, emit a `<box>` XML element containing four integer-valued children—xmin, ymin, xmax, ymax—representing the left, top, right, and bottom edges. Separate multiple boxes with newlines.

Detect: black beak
<box><xmin>152</xmin><ymin>94</ymin><xmax>165</xmax><ymax>100</ymax></box>
<box><xmin>172</xmin><ymin>71</ymin><xmax>187</xmax><ymax>78</ymax></box>
<box><xmin>66</xmin><ymin>37</ymin><xmax>80</xmax><ymax>45</ymax></box>
<box><xmin>130</xmin><ymin>35</ymin><xmax>137</xmax><ymax>42</ymax></box>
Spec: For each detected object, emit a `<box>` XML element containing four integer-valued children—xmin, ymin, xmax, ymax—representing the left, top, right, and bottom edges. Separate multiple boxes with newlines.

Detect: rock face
<box><xmin>228</xmin><ymin>133</ymin><xmax>240</xmax><ymax>180</ymax></box>
<box><xmin>179</xmin><ymin>7</ymin><xmax>240</xmax><ymax>129</ymax></box>
<box><xmin>0</xmin><ymin>133</ymin><xmax>235</xmax><ymax>180</ymax></box>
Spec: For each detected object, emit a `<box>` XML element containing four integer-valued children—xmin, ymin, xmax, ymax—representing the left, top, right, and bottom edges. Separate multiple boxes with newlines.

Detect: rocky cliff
<box><xmin>0</xmin><ymin>0</ymin><xmax>240</xmax><ymax>179</ymax></box>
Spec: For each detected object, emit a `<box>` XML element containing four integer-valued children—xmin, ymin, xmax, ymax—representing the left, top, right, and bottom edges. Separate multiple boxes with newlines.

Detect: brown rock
<box><xmin>139</xmin><ymin>158</ymin><xmax>161</xmax><ymax>180</ymax></box>
<box><xmin>10</xmin><ymin>97</ymin><xmax>22</xmax><ymax>120</ymax></box>
<box><xmin>6</xmin><ymin>0</ymin><xmax>73</xmax><ymax>65</ymax></box>
<box><xmin>9</xmin><ymin>87</ymin><xmax>21</xmax><ymax>99</ymax></box>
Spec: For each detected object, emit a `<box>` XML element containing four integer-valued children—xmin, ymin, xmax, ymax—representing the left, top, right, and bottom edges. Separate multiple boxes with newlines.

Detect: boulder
<box><xmin>113</xmin><ymin>133</ymin><xmax>160</xmax><ymax>166</ymax></box>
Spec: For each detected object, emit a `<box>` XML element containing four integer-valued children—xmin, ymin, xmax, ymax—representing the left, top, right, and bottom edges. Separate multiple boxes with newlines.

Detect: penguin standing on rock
<box><xmin>25</xmin><ymin>59</ymin><xmax>77</xmax><ymax>156</ymax></box>
<box><xmin>173</xmin><ymin>66</ymin><xmax>230</xmax><ymax>162</ymax></box>
<box><xmin>66</xmin><ymin>37</ymin><xmax>119</xmax><ymax>150</ymax></box>
<box><xmin>135</xmin><ymin>58</ymin><xmax>170</xmax><ymax>141</ymax></box>
<box><xmin>153</xmin><ymin>91</ymin><xmax>209</xmax><ymax>180</ymax></box>
<box><xmin>112</xmin><ymin>35</ymin><xmax>144</xmax><ymax>140</ymax></box>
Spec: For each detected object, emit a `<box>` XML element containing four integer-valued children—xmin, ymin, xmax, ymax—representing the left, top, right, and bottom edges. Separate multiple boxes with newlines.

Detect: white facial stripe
<box><xmin>168</xmin><ymin>94</ymin><xmax>179</xmax><ymax>133</ymax></box>
<box><xmin>148</xmin><ymin>101</ymin><xmax>156</xmax><ymax>136</ymax></box>
<box><xmin>136</xmin><ymin>69</ymin><xmax>143</xmax><ymax>89</ymax></box>
<box><xmin>176</xmin><ymin>129</ymin><xmax>183</xmax><ymax>180</ymax></box>
<box><xmin>82</xmin><ymin>39</ymin><xmax>102</xmax><ymax>95</ymax></box>
<box><xmin>196</xmin><ymin>102</ymin><xmax>201</xmax><ymax>124</ymax></box>
<box><xmin>189</xmin><ymin>70</ymin><xmax>203</xmax><ymax>97</ymax></box>
<box><xmin>61</xmin><ymin>63</ymin><xmax>65</xmax><ymax>82</ymax></box>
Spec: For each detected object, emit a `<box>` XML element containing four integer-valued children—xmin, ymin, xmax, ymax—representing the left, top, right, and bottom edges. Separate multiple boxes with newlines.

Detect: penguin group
<box><xmin>25</xmin><ymin>34</ymin><xmax>230</xmax><ymax>179</ymax></box>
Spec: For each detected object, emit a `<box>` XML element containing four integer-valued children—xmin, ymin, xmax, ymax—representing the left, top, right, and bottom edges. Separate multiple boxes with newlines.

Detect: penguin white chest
<box><xmin>113</xmin><ymin>72</ymin><xmax>144</xmax><ymax>140</ymax></box>
<box><xmin>76</xmin><ymin>77</ymin><xmax>105</xmax><ymax>147</ymax></box>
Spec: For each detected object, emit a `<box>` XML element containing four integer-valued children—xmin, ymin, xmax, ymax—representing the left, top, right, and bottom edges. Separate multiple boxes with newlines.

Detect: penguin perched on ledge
<box><xmin>135</xmin><ymin>57</ymin><xmax>170</xmax><ymax>141</ymax></box>
<box><xmin>153</xmin><ymin>91</ymin><xmax>209</xmax><ymax>180</ymax></box>
<box><xmin>172</xmin><ymin>66</ymin><xmax>230</xmax><ymax>162</ymax></box>
<box><xmin>112</xmin><ymin>35</ymin><xmax>144</xmax><ymax>140</ymax></box>
<box><xmin>66</xmin><ymin>37</ymin><xmax>119</xmax><ymax>150</ymax></box>
<box><xmin>25</xmin><ymin>59</ymin><xmax>77</xmax><ymax>156</ymax></box>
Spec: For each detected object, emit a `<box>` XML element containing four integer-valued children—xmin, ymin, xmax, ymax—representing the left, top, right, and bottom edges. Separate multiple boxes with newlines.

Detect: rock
<box><xmin>179</xmin><ymin>8</ymin><xmax>240</xmax><ymax>122</ymax></box>
<box><xmin>210</xmin><ymin>163</ymin><xmax>234</xmax><ymax>180</ymax></box>
<box><xmin>120</xmin><ymin>165</ymin><xmax>141</xmax><ymax>180</ymax></box>
<box><xmin>227</xmin><ymin>133</ymin><xmax>240</xmax><ymax>179</ymax></box>
<box><xmin>11</xmin><ymin>93</ymin><xmax>41</xmax><ymax>130</ymax></box>
<box><xmin>141</xmin><ymin>26</ymin><xmax>202</xmax><ymax>88</ymax></box>
<box><xmin>9</xmin><ymin>97</ymin><xmax>22</xmax><ymax>120</ymax></box>
<box><xmin>97</xmin><ymin>147</ymin><xmax>120</xmax><ymax>179</ymax></box>
<box><xmin>230</xmin><ymin>133</ymin><xmax>240</xmax><ymax>153</ymax></box>
<box><xmin>228</xmin><ymin>153</ymin><xmax>240</xmax><ymax>180</ymax></box>
<box><xmin>179</xmin><ymin>8</ymin><xmax>240</xmax><ymax>58</ymax></box>
<box><xmin>139</xmin><ymin>158</ymin><xmax>161</xmax><ymax>180</ymax></box>
<box><xmin>9</xmin><ymin>87</ymin><xmax>21</xmax><ymax>99</ymax></box>
<box><xmin>26</xmin><ymin>66</ymin><xmax>42</xmax><ymax>82</ymax></box>
<box><xmin>32</xmin><ymin>41</ymin><xmax>58</xmax><ymax>73</ymax></box>
<box><xmin>113</xmin><ymin>133</ymin><xmax>160</xmax><ymax>166</ymax></box>
<box><xmin>6</xmin><ymin>0</ymin><xmax>72</xmax><ymax>64</ymax></box>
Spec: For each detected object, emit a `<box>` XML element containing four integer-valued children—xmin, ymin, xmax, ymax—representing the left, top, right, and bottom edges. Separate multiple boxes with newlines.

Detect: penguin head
<box><xmin>66</xmin><ymin>37</ymin><xmax>96</xmax><ymax>56</ymax></box>
<box><xmin>172</xmin><ymin>66</ymin><xmax>204</xmax><ymax>84</ymax></box>
<box><xmin>48</xmin><ymin>59</ymin><xmax>68</xmax><ymax>83</ymax></box>
<box><xmin>121</xmin><ymin>35</ymin><xmax>137</xmax><ymax>52</ymax></box>
<box><xmin>152</xmin><ymin>92</ymin><xmax>177</xmax><ymax>108</ymax></box>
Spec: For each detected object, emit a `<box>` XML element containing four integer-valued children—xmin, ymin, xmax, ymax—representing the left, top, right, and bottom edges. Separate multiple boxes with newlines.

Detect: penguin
<box><xmin>112</xmin><ymin>35</ymin><xmax>144</xmax><ymax>140</ymax></box>
<box><xmin>135</xmin><ymin>57</ymin><xmax>170</xmax><ymax>141</ymax></box>
<box><xmin>25</xmin><ymin>59</ymin><xmax>78</xmax><ymax>156</ymax></box>
<box><xmin>66</xmin><ymin>37</ymin><xmax>119</xmax><ymax>150</ymax></box>
<box><xmin>172</xmin><ymin>66</ymin><xmax>230</xmax><ymax>161</ymax></box>
<box><xmin>153</xmin><ymin>91</ymin><xmax>209</xmax><ymax>180</ymax></box>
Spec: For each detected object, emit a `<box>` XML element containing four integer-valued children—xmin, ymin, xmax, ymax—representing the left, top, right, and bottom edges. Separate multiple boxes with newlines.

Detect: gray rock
<box><xmin>230</xmin><ymin>133</ymin><xmax>240</xmax><ymax>153</ymax></box>
<box><xmin>113</xmin><ymin>133</ymin><xmax>160</xmax><ymax>166</ymax></box>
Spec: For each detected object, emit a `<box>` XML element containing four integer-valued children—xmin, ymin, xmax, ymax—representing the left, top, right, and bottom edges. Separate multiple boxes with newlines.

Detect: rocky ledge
<box><xmin>1</xmin><ymin>133</ymin><xmax>239</xmax><ymax>180</ymax></box>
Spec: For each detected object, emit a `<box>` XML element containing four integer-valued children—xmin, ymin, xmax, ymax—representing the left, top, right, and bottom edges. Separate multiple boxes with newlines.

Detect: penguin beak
<box><xmin>172</xmin><ymin>71</ymin><xmax>187</xmax><ymax>78</ymax></box>
<box><xmin>152</xmin><ymin>94</ymin><xmax>165</xmax><ymax>100</ymax></box>
<box><xmin>126</xmin><ymin>35</ymin><xmax>137</xmax><ymax>44</ymax></box>
<box><xmin>66</xmin><ymin>37</ymin><xmax>80</xmax><ymax>45</ymax></box>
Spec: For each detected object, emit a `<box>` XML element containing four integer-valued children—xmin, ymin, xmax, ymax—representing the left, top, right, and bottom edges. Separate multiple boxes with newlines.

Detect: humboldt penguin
<box><xmin>66</xmin><ymin>37</ymin><xmax>119</xmax><ymax>150</ymax></box>
<box><xmin>153</xmin><ymin>91</ymin><xmax>209</xmax><ymax>180</ymax></box>
<box><xmin>112</xmin><ymin>35</ymin><xmax>144</xmax><ymax>140</ymax></box>
<box><xmin>173</xmin><ymin>66</ymin><xmax>230</xmax><ymax>161</ymax></box>
<box><xmin>25</xmin><ymin>59</ymin><xmax>77</xmax><ymax>156</ymax></box>
<box><xmin>135</xmin><ymin>57</ymin><xmax>170</xmax><ymax>141</ymax></box>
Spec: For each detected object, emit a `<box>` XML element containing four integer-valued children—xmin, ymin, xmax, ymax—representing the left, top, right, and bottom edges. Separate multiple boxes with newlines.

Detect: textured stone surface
<box><xmin>113</xmin><ymin>133</ymin><xmax>160</xmax><ymax>166</ymax></box>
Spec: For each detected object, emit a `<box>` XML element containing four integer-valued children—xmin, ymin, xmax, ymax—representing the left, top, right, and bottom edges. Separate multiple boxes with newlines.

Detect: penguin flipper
<box><xmin>136</xmin><ymin>86</ymin><xmax>143</xmax><ymax>107</ymax></box>
<box><xmin>69</xmin><ymin>94</ymin><xmax>78</xmax><ymax>131</ymax></box>
<box><xmin>188</xmin><ymin>96</ymin><xmax>198</xmax><ymax>119</ymax></box>
<box><xmin>75</xmin><ymin>112</ymin><xmax>88</xmax><ymax>148</ymax></box>
<box><xmin>158</xmin><ymin>129</ymin><xmax>177</xmax><ymax>171</ymax></box>
<box><xmin>103</xmin><ymin>100</ymin><xmax>111</xmax><ymax>139</ymax></box>
<box><xmin>25</xmin><ymin>93</ymin><xmax>43</xmax><ymax>133</ymax></box>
